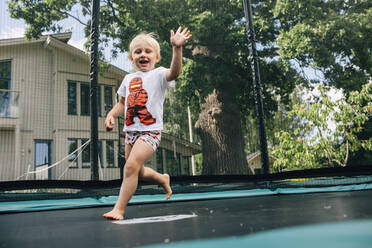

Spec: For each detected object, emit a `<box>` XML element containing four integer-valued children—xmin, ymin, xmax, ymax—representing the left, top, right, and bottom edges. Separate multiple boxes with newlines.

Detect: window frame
<box><xmin>105</xmin><ymin>140</ymin><xmax>115</xmax><ymax>168</ymax></box>
<box><xmin>81</xmin><ymin>138</ymin><xmax>91</xmax><ymax>168</ymax></box>
<box><xmin>67</xmin><ymin>138</ymin><xmax>79</xmax><ymax>168</ymax></box>
<box><xmin>67</xmin><ymin>81</ymin><xmax>77</xmax><ymax>115</ymax></box>
<box><xmin>0</xmin><ymin>60</ymin><xmax>12</xmax><ymax>118</ymax></box>
<box><xmin>104</xmin><ymin>86</ymin><xmax>113</xmax><ymax>117</ymax></box>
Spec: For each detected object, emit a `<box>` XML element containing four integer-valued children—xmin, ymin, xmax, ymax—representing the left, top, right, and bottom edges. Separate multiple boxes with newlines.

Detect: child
<box><xmin>103</xmin><ymin>27</ymin><xmax>192</xmax><ymax>220</ymax></box>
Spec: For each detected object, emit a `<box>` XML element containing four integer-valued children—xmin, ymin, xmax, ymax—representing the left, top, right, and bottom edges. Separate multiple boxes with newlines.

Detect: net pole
<box><xmin>89</xmin><ymin>0</ymin><xmax>100</xmax><ymax>180</ymax></box>
<box><xmin>242</xmin><ymin>0</ymin><xmax>269</xmax><ymax>174</ymax></box>
<box><xmin>187</xmin><ymin>106</ymin><xmax>196</xmax><ymax>175</ymax></box>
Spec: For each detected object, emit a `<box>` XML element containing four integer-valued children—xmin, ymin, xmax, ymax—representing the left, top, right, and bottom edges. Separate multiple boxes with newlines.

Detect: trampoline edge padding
<box><xmin>1</xmin><ymin>183</ymin><xmax>372</xmax><ymax>214</ymax></box>
<box><xmin>142</xmin><ymin>218</ymin><xmax>372</xmax><ymax>248</ymax></box>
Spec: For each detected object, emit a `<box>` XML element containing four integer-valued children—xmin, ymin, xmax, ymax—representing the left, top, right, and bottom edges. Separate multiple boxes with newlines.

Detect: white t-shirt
<box><xmin>117</xmin><ymin>67</ymin><xmax>175</xmax><ymax>132</ymax></box>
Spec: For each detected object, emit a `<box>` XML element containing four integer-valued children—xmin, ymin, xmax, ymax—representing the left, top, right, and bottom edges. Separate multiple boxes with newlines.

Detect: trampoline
<box><xmin>1</xmin><ymin>0</ymin><xmax>372</xmax><ymax>247</ymax></box>
<box><xmin>1</xmin><ymin>169</ymin><xmax>372</xmax><ymax>248</ymax></box>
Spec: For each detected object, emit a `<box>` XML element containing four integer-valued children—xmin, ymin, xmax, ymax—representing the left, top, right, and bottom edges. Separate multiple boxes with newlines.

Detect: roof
<box><xmin>246</xmin><ymin>151</ymin><xmax>277</xmax><ymax>163</ymax></box>
<box><xmin>0</xmin><ymin>32</ymin><xmax>127</xmax><ymax>78</ymax></box>
<box><xmin>0</xmin><ymin>32</ymin><xmax>72</xmax><ymax>46</ymax></box>
<box><xmin>162</xmin><ymin>133</ymin><xmax>202</xmax><ymax>155</ymax></box>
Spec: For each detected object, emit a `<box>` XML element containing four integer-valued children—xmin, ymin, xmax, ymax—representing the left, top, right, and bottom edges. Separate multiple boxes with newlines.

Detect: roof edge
<box><xmin>0</xmin><ymin>32</ymin><xmax>72</xmax><ymax>47</ymax></box>
<box><xmin>1</xmin><ymin>32</ymin><xmax>127</xmax><ymax>79</ymax></box>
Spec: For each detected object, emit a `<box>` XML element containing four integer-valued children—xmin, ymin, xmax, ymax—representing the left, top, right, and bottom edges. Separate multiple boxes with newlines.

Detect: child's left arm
<box><xmin>166</xmin><ymin>27</ymin><xmax>192</xmax><ymax>82</ymax></box>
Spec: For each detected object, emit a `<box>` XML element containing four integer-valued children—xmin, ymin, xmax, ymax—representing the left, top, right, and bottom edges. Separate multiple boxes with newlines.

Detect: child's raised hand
<box><xmin>170</xmin><ymin>27</ymin><xmax>192</xmax><ymax>48</ymax></box>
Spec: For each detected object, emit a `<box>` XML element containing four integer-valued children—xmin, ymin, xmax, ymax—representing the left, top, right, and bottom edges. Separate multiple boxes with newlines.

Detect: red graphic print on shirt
<box><xmin>126</xmin><ymin>77</ymin><xmax>156</xmax><ymax>126</ymax></box>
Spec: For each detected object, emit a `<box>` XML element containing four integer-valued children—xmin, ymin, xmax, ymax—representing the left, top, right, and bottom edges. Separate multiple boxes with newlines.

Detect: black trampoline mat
<box><xmin>1</xmin><ymin>190</ymin><xmax>372</xmax><ymax>248</ymax></box>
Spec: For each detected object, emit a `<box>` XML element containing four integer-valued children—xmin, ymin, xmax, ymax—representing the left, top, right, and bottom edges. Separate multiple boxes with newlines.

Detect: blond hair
<box><xmin>129</xmin><ymin>32</ymin><xmax>161</xmax><ymax>61</ymax></box>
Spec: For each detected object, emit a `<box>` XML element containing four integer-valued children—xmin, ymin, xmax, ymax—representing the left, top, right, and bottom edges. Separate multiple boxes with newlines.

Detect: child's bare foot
<box><xmin>103</xmin><ymin>208</ymin><xmax>125</xmax><ymax>220</ymax></box>
<box><xmin>161</xmin><ymin>173</ymin><xmax>172</xmax><ymax>200</ymax></box>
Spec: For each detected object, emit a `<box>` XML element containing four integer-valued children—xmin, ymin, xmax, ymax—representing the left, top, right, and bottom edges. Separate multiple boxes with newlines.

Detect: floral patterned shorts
<box><xmin>125</xmin><ymin>131</ymin><xmax>161</xmax><ymax>151</ymax></box>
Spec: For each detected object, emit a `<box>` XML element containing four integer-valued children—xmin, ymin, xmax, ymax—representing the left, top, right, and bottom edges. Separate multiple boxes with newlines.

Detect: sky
<box><xmin>0</xmin><ymin>1</ymin><xmax>133</xmax><ymax>72</ymax></box>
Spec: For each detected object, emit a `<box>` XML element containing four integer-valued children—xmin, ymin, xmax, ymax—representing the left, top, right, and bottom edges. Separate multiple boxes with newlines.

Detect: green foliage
<box><xmin>274</xmin><ymin>0</ymin><xmax>372</xmax><ymax>91</ymax></box>
<box><xmin>7</xmin><ymin>0</ymin><xmax>297</xmax><ymax>110</ymax></box>
<box><xmin>162</xmin><ymin>89</ymin><xmax>190</xmax><ymax>141</ymax></box>
<box><xmin>272</xmin><ymin>82</ymin><xmax>372</xmax><ymax>172</ymax></box>
<box><xmin>194</xmin><ymin>153</ymin><xmax>203</xmax><ymax>175</ymax></box>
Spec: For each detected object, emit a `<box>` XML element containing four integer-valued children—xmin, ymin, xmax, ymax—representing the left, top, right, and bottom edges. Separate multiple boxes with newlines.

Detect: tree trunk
<box><xmin>195</xmin><ymin>89</ymin><xmax>250</xmax><ymax>175</ymax></box>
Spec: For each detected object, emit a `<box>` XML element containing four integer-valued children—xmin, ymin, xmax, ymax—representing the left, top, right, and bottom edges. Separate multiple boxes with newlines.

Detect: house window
<box><xmin>81</xmin><ymin>139</ymin><xmax>103</xmax><ymax>168</ymax></box>
<box><xmin>67</xmin><ymin>139</ymin><xmax>78</xmax><ymax>168</ymax></box>
<box><xmin>80</xmin><ymin>83</ymin><xmax>102</xmax><ymax>116</ymax></box>
<box><xmin>82</xmin><ymin>138</ymin><xmax>90</xmax><ymax>167</ymax></box>
<box><xmin>80</xmin><ymin>84</ymin><xmax>90</xmax><ymax>116</ymax></box>
<box><xmin>104</xmin><ymin>86</ymin><xmax>113</xmax><ymax>116</ymax></box>
<box><xmin>67</xmin><ymin>81</ymin><xmax>77</xmax><ymax>115</ymax></box>
<box><xmin>0</xmin><ymin>60</ymin><xmax>11</xmax><ymax>117</ymax></box>
<box><xmin>106</xmin><ymin>140</ymin><xmax>115</xmax><ymax>167</ymax></box>
<box><xmin>34</xmin><ymin>140</ymin><xmax>51</xmax><ymax>180</ymax></box>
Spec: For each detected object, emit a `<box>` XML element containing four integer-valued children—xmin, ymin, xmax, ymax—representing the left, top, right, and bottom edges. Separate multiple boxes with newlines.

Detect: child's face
<box><xmin>130</xmin><ymin>40</ymin><xmax>159</xmax><ymax>72</ymax></box>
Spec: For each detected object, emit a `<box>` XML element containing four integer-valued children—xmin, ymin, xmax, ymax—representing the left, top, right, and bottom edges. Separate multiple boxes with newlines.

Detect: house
<box><xmin>246</xmin><ymin>151</ymin><xmax>277</xmax><ymax>174</ymax></box>
<box><xmin>0</xmin><ymin>32</ymin><xmax>201</xmax><ymax>181</ymax></box>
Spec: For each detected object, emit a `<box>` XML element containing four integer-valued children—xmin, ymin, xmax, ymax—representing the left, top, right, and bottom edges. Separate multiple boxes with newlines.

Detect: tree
<box><xmin>7</xmin><ymin>0</ymin><xmax>300</xmax><ymax>174</ymax></box>
<box><xmin>272</xmin><ymin>0</ymin><xmax>372</xmax><ymax>167</ymax></box>
<box><xmin>348</xmin><ymin>117</ymin><xmax>372</xmax><ymax>166</ymax></box>
<box><xmin>273</xmin><ymin>0</ymin><xmax>372</xmax><ymax>92</ymax></box>
<box><xmin>272</xmin><ymin>82</ymin><xmax>372</xmax><ymax>172</ymax></box>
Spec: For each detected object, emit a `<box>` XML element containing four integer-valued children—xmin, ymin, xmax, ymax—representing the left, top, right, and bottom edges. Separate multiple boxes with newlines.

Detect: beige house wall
<box><xmin>0</xmin><ymin>41</ymin><xmax>55</xmax><ymax>181</ymax></box>
<box><xmin>0</xmin><ymin>131</ymin><xmax>15</xmax><ymax>181</ymax></box>
<box><xmin>0</xmin><ymin>35</ymin><xmax>124</xmax><ymax>181</ymax></box>
<box><xmin>50</xmin><ymin>47</ymin><xmax>122</xmax><ymax>180</ymax></box>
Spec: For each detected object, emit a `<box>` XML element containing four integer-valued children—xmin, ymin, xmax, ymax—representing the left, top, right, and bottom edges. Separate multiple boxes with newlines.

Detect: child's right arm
<box><xmin>104</xmin><ymin>96</ymin><xmax>125</xmax><ymax>129</ymax></box>
<box><xmin>166</xmin><ymin>27</ymin><xmax>192</xmax><ymax>82</ymax></box>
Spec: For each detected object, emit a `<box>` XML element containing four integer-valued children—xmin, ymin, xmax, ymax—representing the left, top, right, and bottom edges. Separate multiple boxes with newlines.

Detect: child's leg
<box><xmin>139</xmin><ymin>166</ymin><xmax>172</xmax><ymax>200</ymax></box>
<box><xmin>136</xmin><ymin>131</ymin><xmax>172</xmax><ymax>199</ymax></box>
<box><xmin>103</xmin><ymin>140</ymin><xmax>154</xmax><ymax>220</ymax></box>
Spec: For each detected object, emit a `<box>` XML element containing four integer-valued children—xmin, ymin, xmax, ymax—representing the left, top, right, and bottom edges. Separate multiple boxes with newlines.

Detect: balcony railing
<box><xmin>0</xmin><ymin>89</ymin><xmax>20</xmax><ymax>118</ymax></box>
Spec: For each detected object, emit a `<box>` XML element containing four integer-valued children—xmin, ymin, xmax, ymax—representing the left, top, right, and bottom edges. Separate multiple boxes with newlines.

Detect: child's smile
<box><xmin>130</xmin><ymin>40</ymin><xmax>159</xmax><ymax>72</ymax></box>
<box><xmin>139</xmin><ymin>58</ymin><xmax>149</xmax><ymax>65</ymax></box>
